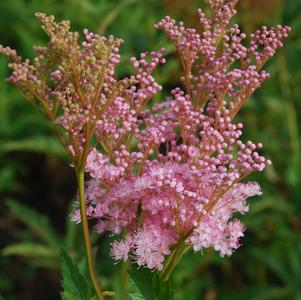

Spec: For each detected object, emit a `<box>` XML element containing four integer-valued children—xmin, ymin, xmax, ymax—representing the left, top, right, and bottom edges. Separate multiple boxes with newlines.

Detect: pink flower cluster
<box><xmin>72</xmin><ymin>104</ymin><xmax>268</xmax><ymax>270</ymax></box>
<box><xmin>68</xmin><ymin>0</ymin><xmax>290</xmax><ymax>271</ymax></box>
<box><xmin>0</xmin><ymin>1</ymin><xmax>289</xmax><ymax>273</ymax></box>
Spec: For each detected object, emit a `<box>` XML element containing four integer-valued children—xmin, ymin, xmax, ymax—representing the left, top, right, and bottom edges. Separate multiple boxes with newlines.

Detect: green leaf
<box><xmin>64</xmin><ymin>204</ymin><xmax>80</xmax><ymax>251</ymax></box>
<box><xmin>250</xmin><ymin>197</ymin><xmax>292</xmax><ymax>215</ymax></box>
<box><xmin>128</xmin><ymin>268</ymin><xmax>157</xmax><ymax>300</ymax></box>
<box><xmin>7</xmin><ymin>199</ymin><xmax>61</xmax><ymax>247</ymax></box>
<box><xmin>2</xmin><ymin>243</ymin><xmax>57</xmax><ymax>258</ymax></box>
<box><xmin>0</xmin><ymin>136</ymin><xmax>66</xmax><ymax>157</ymax></box>
<box><xmin>153</xmin><ymin>273</ymin><xmax>174</xmax><ymax>300</ymax></box>
<box><xmin>60</xmin><ymin>248</ymin><xmax>93</xmax><ymax>300</ymax></box>
<box><xmin>97</xmin><ymin>0</ymin><xmax>139</xmax><ymax>34</ymax></box>
<box><xmin>2</xmin><ymin>242</ymin><xmax>59</xmax><ymax>269</ymax></box>
<box><xmin>249</xmin><ymin>248</ymin><xmax>293</xmax><ymax>285</ymax></box>
<box><xmin>251</xmin><ymin>287</ymin><xmax>295</xmax><ymax>300</ymax></box>
<box><xmin>128</xmin><ymin>268</ymin><xmax>174</xmax><ymax>300</ymax></box>
<box><xmin>128</xmin><ymin>284</ymin><xmax>145</xmax><ymax>300</ymax></box>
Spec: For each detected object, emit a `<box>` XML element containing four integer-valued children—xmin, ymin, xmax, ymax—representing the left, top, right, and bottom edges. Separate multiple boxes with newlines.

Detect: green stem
<box><xmin>121</xmin><ymin>260</ymin><xmax>130</xmax><ymax>300</ymax></box>
<box><xmin>160</xmin><ymin>241</ymin><xmax>191</xmax><ymax>282</ymax></box>
<box><xmin>76</xmin><ymin>169</ymin><xmax>104</xmax><ymax>300</ymax></box>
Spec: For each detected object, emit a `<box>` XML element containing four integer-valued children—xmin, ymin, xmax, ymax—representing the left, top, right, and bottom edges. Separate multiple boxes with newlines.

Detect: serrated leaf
<box><xmin>128</xmin><ymin>268</ymin><xmax>157</xmax><ymax>300</ymax></box>
<box><xmin>60</xmin><ymin>248</ymin><xmax>92</xmax><ymax>300</ymax></box>
<box><xmin>7</xmin><ymin>199</ymin><xmax>61</xmax><ymax>247</ymax></box>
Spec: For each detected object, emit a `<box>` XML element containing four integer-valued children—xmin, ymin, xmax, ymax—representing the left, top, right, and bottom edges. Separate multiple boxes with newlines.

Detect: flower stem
<box><xmin>160</xmin><ymin>240</ymin><xmax>191</xmax><ymax>282</ymax></box>
<box><xmin>76</xmin><ymin>169</ymin><xmax>104</xmax><ymax>300</ymax></box>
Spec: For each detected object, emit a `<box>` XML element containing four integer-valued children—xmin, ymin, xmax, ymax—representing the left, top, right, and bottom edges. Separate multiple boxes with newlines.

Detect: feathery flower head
<box><xmin>0</xmin><ymin>0</ymin><xmax>290</xmax><ymax>273</ymax></box>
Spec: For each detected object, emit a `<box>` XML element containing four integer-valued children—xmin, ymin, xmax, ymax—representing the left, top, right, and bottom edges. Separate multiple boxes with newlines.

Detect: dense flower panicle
<box><xmin>155</xmin><ymin>0</ymin><xmax>290</xmax><ymax>118</ymax></box>
<box><xmin>0</xmin><ymin>14</ymin><xmax>162</xmax><ymax>168</ymax></box>
<box><xmin>1</xmin><ymin>0</ymin><xmax>290</xmax><ymax>272</ymax></box>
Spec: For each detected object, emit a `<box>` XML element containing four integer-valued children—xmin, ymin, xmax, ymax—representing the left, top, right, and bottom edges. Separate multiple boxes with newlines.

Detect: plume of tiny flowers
<box><xmin>0</xmin><ymin>14</ymin><xmax>165</xmax><ymax>170</ymax></box>
<box><xmin>0</xmin><ymin>2</ymin><xmax>289</xmax><ymax>274</ymax></box>
<box><xmin>70</xmin><ymin>1</ymin><xmax>289</xmax><ymax>272</ymax></box>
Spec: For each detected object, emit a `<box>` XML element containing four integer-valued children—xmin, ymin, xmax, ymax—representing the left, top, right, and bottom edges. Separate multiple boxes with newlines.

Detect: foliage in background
<box><xmin>0</xmin><ymin>0</ymin><xmax>300</xmax><ymax>299</ymax></box>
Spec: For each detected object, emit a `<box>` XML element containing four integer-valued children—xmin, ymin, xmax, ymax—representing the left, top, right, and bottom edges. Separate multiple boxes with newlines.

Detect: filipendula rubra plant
<box><xmin>0</xmin><ymin>0</ymin><xmax>290</xmax><ymax>297</ymax></box>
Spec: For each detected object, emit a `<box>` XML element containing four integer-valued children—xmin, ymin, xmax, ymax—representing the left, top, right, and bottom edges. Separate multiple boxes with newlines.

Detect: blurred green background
<box><xmin>0</xmin><ymin>0</ymin><xmax>300</xmax><ymax>299</ymax></box>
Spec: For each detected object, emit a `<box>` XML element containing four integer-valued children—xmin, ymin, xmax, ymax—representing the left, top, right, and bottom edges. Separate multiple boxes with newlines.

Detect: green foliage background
<box><xmin>0</xmin><ymin>0</ymin><xmax>300</xmax><ymax>299</ymax></box>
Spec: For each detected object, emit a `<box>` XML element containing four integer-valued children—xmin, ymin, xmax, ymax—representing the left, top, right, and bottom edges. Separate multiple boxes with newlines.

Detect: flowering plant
<box><xmin>0</xmin><ymin>0</ymin><xmax>290</xmax><ymax>298</ymax></box>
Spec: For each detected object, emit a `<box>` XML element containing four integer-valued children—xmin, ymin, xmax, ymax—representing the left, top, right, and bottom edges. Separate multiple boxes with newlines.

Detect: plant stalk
<box><xmin>160</xmin><ymin>240</ymin><xmax>191</xmax><ymax>282</ymax></box>
<box><xmin>76</xmin><ymin>169</ymin><xmax>104</xmax><ymax>300</ymax></box>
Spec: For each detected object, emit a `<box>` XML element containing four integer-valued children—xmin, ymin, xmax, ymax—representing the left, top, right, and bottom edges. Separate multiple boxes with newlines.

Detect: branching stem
<box><xmin>160</xmin><ymin>240</ymin><xmax>191</xmax><ymax>282</ymax></box>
